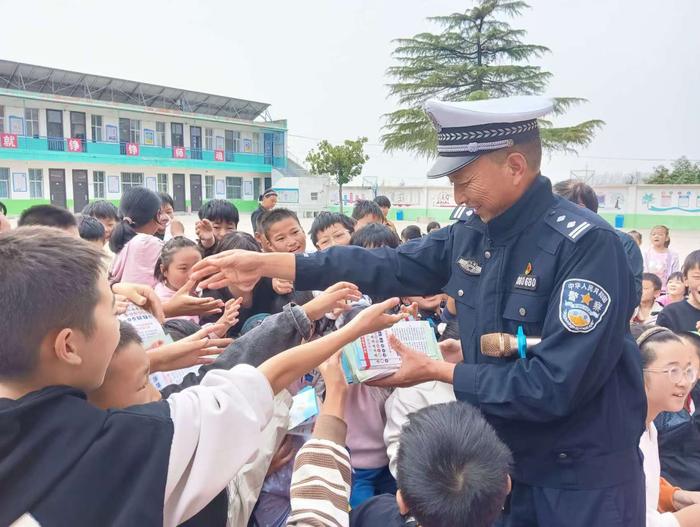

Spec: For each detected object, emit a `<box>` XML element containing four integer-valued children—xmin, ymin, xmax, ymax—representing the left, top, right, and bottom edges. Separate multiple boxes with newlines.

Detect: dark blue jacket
<box><xmin>295</xmin><ymin>175</ymin><xmax>646</xmax><ymax>490</ymax></box>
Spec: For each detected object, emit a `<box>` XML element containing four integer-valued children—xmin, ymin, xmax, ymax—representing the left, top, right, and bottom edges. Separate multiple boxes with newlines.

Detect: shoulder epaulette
<box><xmin>450</xmin><ymin>205</ymin><xmax>475</xmax><ymax>222</ymax></box>
<box><xmin>544</xmin><ymin>208</ymin><xmax>599</xmax><ymax>242</ymax></box>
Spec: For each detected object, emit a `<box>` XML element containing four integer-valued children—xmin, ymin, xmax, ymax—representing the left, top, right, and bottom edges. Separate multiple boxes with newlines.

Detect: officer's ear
<box><xmin>504</xmin><ymin>150</ymin><xmax>528</xmax><ymax>185</ymax></box>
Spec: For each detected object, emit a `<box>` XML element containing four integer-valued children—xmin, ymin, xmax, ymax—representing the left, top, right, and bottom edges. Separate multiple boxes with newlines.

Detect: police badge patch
<box><xmin>558</xmin><ymin>279</ymin><xmax>611</xmax><ymax>333</ymax></box>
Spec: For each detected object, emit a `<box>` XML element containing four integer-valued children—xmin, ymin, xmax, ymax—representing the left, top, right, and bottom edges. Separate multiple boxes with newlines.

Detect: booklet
<box><xmin>287</xmin><ymin>386</ymin><xmax>320</xmax><ymax>436</ymax></box>
<box><xmin>341</xmin><ymin>320</ymin><xmax>442</xmax><ymax>383</ymax></box>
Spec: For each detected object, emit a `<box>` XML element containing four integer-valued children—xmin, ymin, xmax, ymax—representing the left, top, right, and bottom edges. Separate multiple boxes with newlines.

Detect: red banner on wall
<box><xmin>214</xmin><ymin>149</ymin><xmax>225</xmax><ymax>162</ymax></box>
<box><xmin>0</xmin><ymin>133</ymin><xmax>18</xmax><ymax>149</ymax></box>
<box><xmin>126</xmin><ymin>143</ymin><xmax>140</xmax><ymax>156</ymax></box>
<box><xmin>67</xmin><ymin>138</ymin><xmax>83</xmax><ymax>152</ymax></box>
<box><xmin>173</xmin><ymin>146</ymin><xmax>186</xmax><ymax>159</ymax></box>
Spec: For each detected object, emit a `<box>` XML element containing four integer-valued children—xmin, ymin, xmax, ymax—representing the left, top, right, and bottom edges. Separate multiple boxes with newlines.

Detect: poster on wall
<box><xmin>243</xmin><ymin>180</ymin><xmax>253</xmax><ymax>198</ymax></box>
<box><xmin>107</xmin><ymin>176</ymin><xmax>120</xmax><ymax>194</ymax></box>
<box><xmin>243</xmin><ymin>139</ymin><xmax>252</xmax><ymax>153</ymax></box>
<box><xmin>12</xmin><ymin>173</ymin><xmax>27</xmax><ymax>193</ymax></box>
<box><xmin>106</xmin><ymin>125</ymin><xmax>118</xmax><ymax>142</ymax></box>
<box><xmin>9</xmin><ymin>116</ymin><xmax>24</xmax><ymax>136</ymax></box>
<box><xmin>215</xmin><ymin>179</ymin><xmax>225</xmax><ymax>197</ymax></box>
<box><xmin>0</xmin><ymin>133</ymin><xmax>18</xmax><ymax>149</ymax></box>
<box><xmin>143</xmin><ymin>129</ymin><xmax>155</xmax><ymax>146</ymax></box>
<box><xmin>146</xmin><ymin>176</ymin><xmax>157</xmax><ymax>191</ymax></box>
<box><xmin>640</xmin><ymin>189</ymin><xmax>700</xmax><ymax>213</ymax></box>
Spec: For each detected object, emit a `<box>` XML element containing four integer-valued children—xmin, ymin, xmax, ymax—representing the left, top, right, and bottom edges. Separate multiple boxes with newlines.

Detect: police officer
<box><xmin>192</xmin><ymin>96</ymin><xmax>646</xmax><ymax>526</ymax></box>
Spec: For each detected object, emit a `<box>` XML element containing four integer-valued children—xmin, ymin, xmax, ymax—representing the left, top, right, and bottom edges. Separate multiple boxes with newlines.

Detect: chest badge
<box><xmin>514</xmin><ymin>262</ymin><xmax>538</xmax><ymax>291</ymax></box>
<box><xmin>457</xmin><ymin>257</ymin><xmax>482</xmax><ymax>276</ymax></box>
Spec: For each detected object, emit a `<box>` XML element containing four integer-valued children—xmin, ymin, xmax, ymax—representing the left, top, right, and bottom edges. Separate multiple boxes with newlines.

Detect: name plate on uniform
<box><xmin>458</xmin><ymin>257</ymin><xmax>482</xmax><ymax>276</ymax></box>
<box><xmin>514</xmin><ymin>274</ymin><xmax>538</xmax><ymax>291</ymax></box>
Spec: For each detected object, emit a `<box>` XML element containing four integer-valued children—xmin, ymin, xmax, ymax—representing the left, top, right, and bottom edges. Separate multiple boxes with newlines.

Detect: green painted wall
<box><xmin>598</xmin><ymin>212</ymin><xmax>700</xmax><ymax>230</ymax></box>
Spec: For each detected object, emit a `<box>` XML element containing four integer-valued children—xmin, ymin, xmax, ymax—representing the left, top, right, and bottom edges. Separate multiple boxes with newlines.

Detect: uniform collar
<box><xmin>483</xmin><ymin>174</ymin><xmax>554</xmax><ymax>241</ymax></box>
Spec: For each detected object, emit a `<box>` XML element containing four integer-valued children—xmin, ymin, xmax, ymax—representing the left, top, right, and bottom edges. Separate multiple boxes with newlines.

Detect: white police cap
<box><xmin>424</xmin><ymin>96</ymin><xmax>554</xmax><ymax>179</ymax></box>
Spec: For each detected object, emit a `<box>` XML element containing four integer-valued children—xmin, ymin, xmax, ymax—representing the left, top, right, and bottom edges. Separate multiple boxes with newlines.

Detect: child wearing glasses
<box><xmin>637</xmin><ymin>327</ymin><xmax>700</xmax><ymax>526</ymax></box>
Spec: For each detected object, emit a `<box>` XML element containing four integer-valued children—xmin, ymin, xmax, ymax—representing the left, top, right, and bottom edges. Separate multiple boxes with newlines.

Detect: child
<box><xmin>426</xmin><ymin>221</ymin><xmax>441</xmax><ymax>233</ymax></box>
<box><xmin>632</xmin><ymin>273</ymin><xmax>664</xmax><ymax>326</ymax></box>
<box><xmin>251</xmin><ymin>188</ymin><xmax>278</xmax><ymax>233</ymax></box>
<box><xmin>352</xmin><ymin>200</ymin><xmax>385</xmax><ymax>232</ymax></box>
<box><xmin>17</xmin><ymin>204</ymin><xmax>79</xmax><ymax>236</ymax></box>
<box><xmin>0</xmin><ymin>201</ymin><xmax>10</xmax><ymax>233</ymax></box>
<box><xmin>258</xmin><ymin>208</ymin><xmax>306</xmax><ymax>254</ymax></box>
<box><xmin>629</xmin><ymin>230</ymin><xmax>643</xmax><ymax>247</ymax></box>
<box><xmin>309</xmin><ymin>211</ymin><xmax>355</xmax><ymax>250</ymax></box>
<box><xmin>373</xmin><ymin>195</ymin><xmax>397</xmax><ymax>233</ymax></box>
<box><xmin>109</xmin><ymin>186</ymin><xmax>166</xmax><ymax>286</ymax></box>
<box><xmin>77</xmin><ymin>215</ymin><xmax>106</xmax><ymax>248</ymax></box>
<box><xmin>636</xmin><ymin>327</ymin><xmax>700</xmax><ymax>527</ymax></box>
<box><xmin>644</xmin><ymin>225</ymin><xmax>680</xmax><ymax>289</ymax></box>
<box><xmin>81</xmin><ymin>200</ymin><xmax>120</xmax><ymax>243</ymax></box>
<box><xmin>0</xmin><ymin>226</ymin><xmax>402</xmax><ymax>526</ymax></box>
<box><xmin>195</xmin><ymin>199</ymin><xmax>240</xmax><ymax>256</ymax></box>
<box><xmin>349</xmin><ymin>222</ymin><xmax>400</xmax><ymax>249</ymax></box>
<box><xmin>659</xmin><ymin>272</ymin><xmax>687</xmax><ymax>307</ymax></box>
<box><xmin>400</xmin><ymin>225</ymin><xmax>422</xmax><ymax>243</ymax></box>
<box><xmin>156</xmin><ymin>192</ymin><xmax>185</xmax><ymax>241</ymax></box>
<box><xmin>657</xmin><ymin>251</ymin><xmax>700</xmax><ymax>333</ymax></box>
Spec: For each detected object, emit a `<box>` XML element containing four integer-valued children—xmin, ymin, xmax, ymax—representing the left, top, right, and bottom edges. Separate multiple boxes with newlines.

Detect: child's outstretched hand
<box><xmin>213</xmin><ymin>297</ymin><xmax>243</xmax><ymax>336</ymax></box>
<box><xmin>345</xmin><ymin>297</ymin><xmax>407</xmax><ymax>339</ymax></box>
<box><xmin>400</xmin><ymin>301</ymin><xmax>420</xmax><ymax>321</ymax></box>
<box><xmin>272</xmin><ymin>277</ymin><xmax>295</xmax><ymax>296</ymax></box>
<box><xmin>318</xmin><ymin>352</ymin><xmax>348</xmax><ymax>421</ymax></box>
<box><xmin>112</xmin><ymin>282</ymin><xmax>165</xmax><ymax>323</ymax></box>
<box><xmin>303</xmin><ymin>282</ymin><xmax>363</xmax><ymax>321</ymax></box>
<box><xmin>195</xmin><ymin>219</ymin><xmax>215</xmax><ymax>249</ymax></box>
<box><xmin>163</xmin><ymin>277</ymin><xmax>225</xmax><ymax>318</ymax></box>
<box><xmin>147</xmin><ymin>323</ymin><xmax>232</xmax><ymax>372</ymax></box>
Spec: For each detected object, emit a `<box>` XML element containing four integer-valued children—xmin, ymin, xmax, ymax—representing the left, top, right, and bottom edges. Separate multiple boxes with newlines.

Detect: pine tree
<box><xmin>382</xmin><ymin>0</ymin><xmax>604</xmax><ymax>157</ymax></box>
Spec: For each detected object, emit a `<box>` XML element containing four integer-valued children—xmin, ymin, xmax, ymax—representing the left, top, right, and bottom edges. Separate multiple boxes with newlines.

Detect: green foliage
<box><xmin>306</xmin><ymin>137</ymin><xmax>370</xmax><ymax>213</ymax></box>
<box><xmin>647</xmin><ymin>157</ymin><xmax>700</xmax><ymax>184</ymax></box>
<box><xmin>383</xmin><ymin>0</ymin><xmax>604</xmax><ymax>157</ymax></box>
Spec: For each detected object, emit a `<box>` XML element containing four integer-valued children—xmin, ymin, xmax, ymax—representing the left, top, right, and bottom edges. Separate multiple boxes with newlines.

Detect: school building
<box><xmin>0</xmin><ymin>59</ymin><xmax>287</xmax><ymax>216</ymax></box>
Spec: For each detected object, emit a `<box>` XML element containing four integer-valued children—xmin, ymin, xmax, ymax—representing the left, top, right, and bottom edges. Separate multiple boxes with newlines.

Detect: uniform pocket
<box><xmin>503</xmin><ymin>292</ymin><xmax>549</xmax><ymax>323</ymax></box>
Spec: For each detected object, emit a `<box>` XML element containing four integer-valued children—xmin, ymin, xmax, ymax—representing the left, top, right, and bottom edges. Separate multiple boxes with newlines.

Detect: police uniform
<box><xmin>293</xmin><ymin>96</ymin><xmax>646</xmax><ymax>527</ymax></box>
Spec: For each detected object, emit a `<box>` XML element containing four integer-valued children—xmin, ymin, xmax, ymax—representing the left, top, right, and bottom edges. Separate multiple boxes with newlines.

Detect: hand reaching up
<box><xmin>303</xmin><ymin>282</ymin><xmax>363</xmax><ymax>321</ymax></box>
<box><xmin>111</xmin><ymin>282</ymin><xmax>165</xmax><ymax>323</ymax></box>
<box><xmin>195</xmin><ymin>219</ymin><xmax>215</xmax><ymax>249</ymax></box>
<box><xmin>147</xmin><ymin>323</ymin><xmax>232</xmax><ymax>372</ymax></box>
<box><xmin>344</xmin><ymin>297</ymin><xmax>407</xmax><ymax>340</ymax></box>
<box><xmin>211</xmin><ymin>297</ymin><xmax>243</xmax><ymax>337</ymax></box>
<box><xmin>162</xmin><ymin>278</ymin><xmax>224</xmax><ymax>318</ymax></box>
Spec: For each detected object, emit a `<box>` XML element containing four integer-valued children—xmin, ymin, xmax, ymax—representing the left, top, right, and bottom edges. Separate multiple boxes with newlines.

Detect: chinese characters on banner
<box><xmin>126</xmin><ymin>143</ymin><xmax>140</xmax><ymax>156</ymax></box>
<box><xmin>67</xmin><ymin>138</ymin><xmax>83</xmax><ymax>152</ymax></box>
<box><xmin>0</xmin><ymin>134</ymin><xmax>18</xmax><ymax>149</ymax></box>
<box><xmin>173</xmin><ymin>146</ymin><xmax>186</xmax><ymax>159</ymax></box>
<box><xmin>214</xmin><ymin>149</ymin><xmax>225</xmax><ymax>162</ymax></box>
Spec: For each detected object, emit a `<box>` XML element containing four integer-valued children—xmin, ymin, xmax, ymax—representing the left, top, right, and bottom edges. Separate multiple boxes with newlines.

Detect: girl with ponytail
<box><xmin>109</xmin><ymin>187</ymin><xmax>166</xmax><ymax>286</ymax></box>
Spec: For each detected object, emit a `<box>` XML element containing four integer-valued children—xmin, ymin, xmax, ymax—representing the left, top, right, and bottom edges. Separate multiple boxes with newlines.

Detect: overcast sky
<box><xmin>2</xmin><ymin>0</ymin><xmax>699</xmax><ymax>185</ymax></box>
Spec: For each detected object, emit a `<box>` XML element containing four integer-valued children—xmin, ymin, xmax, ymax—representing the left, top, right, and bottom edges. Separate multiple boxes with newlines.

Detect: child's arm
<box><xmin>287</xmin><ymin>353</ymin><xmax>351</xmax><ymax>527</ymax></box>
<box><xmin>259</xmin><ymin>297</ymin><xmax>405</xmax><ymax>394</ymax></box>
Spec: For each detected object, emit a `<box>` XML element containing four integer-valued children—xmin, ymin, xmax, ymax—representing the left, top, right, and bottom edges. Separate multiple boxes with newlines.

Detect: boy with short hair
<box><xmin>251</xmin><ymin>189</ymin><xmax>278</xmax><ymax>233</ymax></box>
<box><xmin>258</xmin><ymin>208</ymin><xmax>306</xmax><ymax>254</ymax></box>
<box><xmin>0</xmin><ymin>227</ymin><xmax>400</xmax><ymax>526</ymax></box>
<box><xmin>352</xmin><ymin>200</ymin><xmax>385</xmax><ymax>232</ymax></box>
<box><xmin>309</xmin><ymin>211</ymin><xmax>355</xmax><ymax>250</ymax></box>
<box><xmin>18</xmin><ymin>204</ymin><xmax>78</xmax><ymax>236</ymax></box>
<box><xmin>374</xmin><ymin>195</ymin><xmax>397</xmax><ymax>234</ymax></box>
<box><xmin>657</xmin><ymin>250</ymin><xmax>700</xmax><ymax>333</ymax></box>
<box><xmin>82</xmin><ymin>200</ymin><xmax>120</xmax><ymax>243</ymax></box>
<box><xmin>632</xmin><ymin>272</ymin><xmax>664</xmax><ymax>325</ymax></box>
<box><xmin>77</xmin><ymin>215</ymin><xmax>107</xmax><ymax>248</ymax></box>
<box><xmin>156</xmin><ymin>192</ymin><xmax>185</xmax><ymax>241</ymax></box>
<box><xmin>195</xmin><ymin>199</ymin><xmax>240</xmax><ymax>256</ymax></box>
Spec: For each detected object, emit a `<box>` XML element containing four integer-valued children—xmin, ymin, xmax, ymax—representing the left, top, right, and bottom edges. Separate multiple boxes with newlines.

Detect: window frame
<box><xmin>91</xmin><ymin>114</ymin><xmax>103</xmax><ymax>143</ymax></box>
<box><xmin>28</xmin><ymin>168</ymin><xmax>43</xmax><ymax>198</ymax></box>
<box><xmin>24</xmin><ymin>108</ymin><xmax>40</xmax><ymax>138</ymax></box>
<box><xmin>225</xmin><ymin>176</ymin><xmax>242</xmax><ymax>199</ymax></box>
<box><xmin>93</xmin><ymin>171</ymin><xmax>105</xmax><ymax>198</ymax></box>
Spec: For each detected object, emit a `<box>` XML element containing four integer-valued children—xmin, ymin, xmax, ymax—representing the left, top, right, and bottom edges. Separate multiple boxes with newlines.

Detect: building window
<box><xmin>252</xmin><ymin>132</ymin><xmax>260</xmax><ymax>153</ymax></box>
<box><xmin>93</xmin><ymin>171</ymin><xmax>105</xmax><ymax>198</ymax></box>
<box><xmin>28</xmin><ymin>169</ymin><xmax>43</xmax><ymax>198</ymax></box>
<box><xmin>130</xmin><ymin>120</ymin><xmax>141</xmax><ymax>144</ymax></box>
<box><xmin>205</xmin><ymin>175</ymin><xmax>214</xmax><ymax>199</ymax></box>
<box><xmin>0</xmin><ymin>106</ymin><xmax>4</xmax><ymax>133</ymax></box>
<box><xmin>91</xmin><ymin>115</ymin><xmax>103</xmax><ymax>142</ymax></box>
<box><xmin>204</xmin><ymin>128</ymin><xmax>213</xmax><ymax>151</ymax></box>
<box><xmin>121</xmin><ymin>172</ymin><xmax>144</xmax><ymax>192</ymax></box>
<box><xmin>158</xmin><ymin>173</ymin><xmax>168</xmax><ymax>194</ymax></box>
<box><xmin>225</xmin><ymin>130</ymin><xmax>240</xmax><ymax>156</ymax></box>
<box><xmin>0</xmin><ymin>167</ymin><xmax>9</xmax><ymax>198</ymax></box>
<box><xmin>25</xmin><ymin>108</ymin><xmax>39</xmax><ymax>138</ymax></box>
<box><xmin>310</xmin><ymin>192</ymin><xmax>318</xmax><ymax>201</ymax></box>
<box><xmin>156</xmin><ymin>122</ymin><xmax>166</xmax><ymax>146</ymax></box>
<box><xmin>171</xmin><ymin>123</ymin><xmax>184</xmax><ymax>147</ymax></box>
<box><xmin>225</xmin><ymin>176</ymin><xmax>242</xmax><ymax>199</ymax></box>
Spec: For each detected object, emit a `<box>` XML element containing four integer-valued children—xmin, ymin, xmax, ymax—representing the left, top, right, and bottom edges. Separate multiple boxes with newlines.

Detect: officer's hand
<box><xmin>368</xmin><ymin>334</ymin><xmax>455</xmax><ymax>388</ymax></box>
<box><xmin>191</xmin><ymin>249</ymin><xmax>263</xmax><ymax>292</ymax></box>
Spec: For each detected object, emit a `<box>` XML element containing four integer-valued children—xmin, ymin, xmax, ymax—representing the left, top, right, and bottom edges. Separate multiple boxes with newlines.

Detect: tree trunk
<box><xmin>338</xmin><ymin>183</ymin><xmax>344</xmax><ymax>214</ymax></box>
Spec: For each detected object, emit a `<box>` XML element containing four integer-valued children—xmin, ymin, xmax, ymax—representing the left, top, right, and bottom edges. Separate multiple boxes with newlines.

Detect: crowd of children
<box><xmin>2</xmin><ymin>188</ymin><xmax>700</xmax><ymax>527</ymax></box>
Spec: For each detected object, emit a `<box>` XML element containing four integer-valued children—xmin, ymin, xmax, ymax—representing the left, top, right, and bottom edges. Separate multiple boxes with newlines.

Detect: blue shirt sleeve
<box><xmin>294</xmin><ymin>227</ymin><xmax>454</xmax><ymax>296</ymax></box>
<box><xmin>453</xmin><ymin>228</ymin><xmax>637</xmax><ymax>422</ymax></box>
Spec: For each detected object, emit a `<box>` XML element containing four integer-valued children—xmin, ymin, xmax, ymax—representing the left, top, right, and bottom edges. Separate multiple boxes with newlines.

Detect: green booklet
<box><xmin>341</xmin><ymin>320</ymin><xmax>443</xmax><ymax>384</ymax></box>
